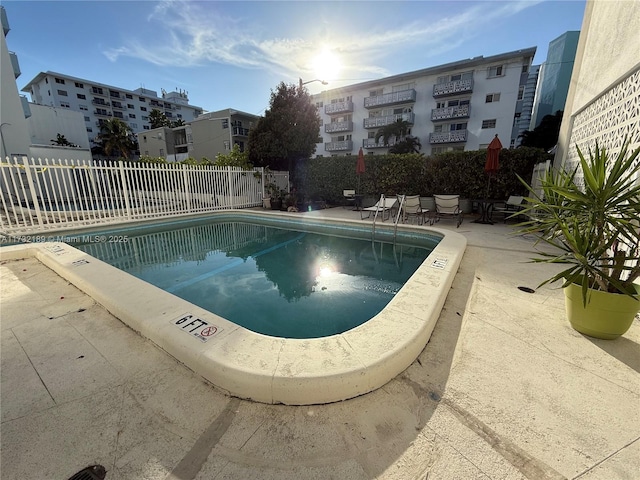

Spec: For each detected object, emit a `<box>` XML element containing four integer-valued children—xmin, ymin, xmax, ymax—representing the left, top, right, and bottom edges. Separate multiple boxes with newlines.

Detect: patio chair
<box><xmin>400</xmin><ymin>194</ymin><xmax>428</xmax><ymax>225</ymax></box>
<box><xmin>361</xmin><ymin>195</ymin><xmax>397</xmax><ymax>221</ymax></box>
<box><xmin>432</xmin><ymin>194</ymin><xmax>463</xmax><ymax>228</ymax></box>
<box><xmin>492</xmin><ymin>195</ymin><xmax>524</xmax><ymax>223</ymax></box>
<box><xmin>343</xmin><ymin>189</ymin><xmax>356</xmax><ymax>209</ymax></box>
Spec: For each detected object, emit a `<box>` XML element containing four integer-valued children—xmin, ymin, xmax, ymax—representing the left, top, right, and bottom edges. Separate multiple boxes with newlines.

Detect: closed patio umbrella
<box><xmin>485</xmin><ymin>134</ymin><xmax>502</xmax><ymax>175</ymax></box>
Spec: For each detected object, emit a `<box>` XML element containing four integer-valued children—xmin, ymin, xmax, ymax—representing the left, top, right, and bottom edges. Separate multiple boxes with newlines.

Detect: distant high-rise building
<box><xmin>530</xmin><ymin>31</ymin><xmax>580</xmax><ymax>129</ymax></box>
<box><xmin>21</xmin><ymin>72</ymin><xmax>205</xmax><ymax>149</ymax></box>
<box><xmin>311</xmin><ymin>47</ymin><xmax>536</xmax><ymax>156</ymax></box>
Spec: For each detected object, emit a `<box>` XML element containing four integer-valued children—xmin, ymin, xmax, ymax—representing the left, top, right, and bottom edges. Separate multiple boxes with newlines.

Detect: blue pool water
<box><xmin>76</xmin><ymin>218</ymin><xmax>436</xmax><ymax>338</ymax></box>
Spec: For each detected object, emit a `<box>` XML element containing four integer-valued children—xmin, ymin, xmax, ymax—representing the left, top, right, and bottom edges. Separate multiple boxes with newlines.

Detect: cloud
<box><xmin>103</xmin><ymin>0</ymin><xmax>543</xmax><ymax>83</ymax></box>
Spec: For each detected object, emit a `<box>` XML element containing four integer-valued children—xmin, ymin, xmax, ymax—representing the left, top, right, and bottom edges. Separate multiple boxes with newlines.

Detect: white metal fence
<box><xmin>0</xmin><ymin>157</ymin><xmax>286</xmax><ymax>236</ymax></box>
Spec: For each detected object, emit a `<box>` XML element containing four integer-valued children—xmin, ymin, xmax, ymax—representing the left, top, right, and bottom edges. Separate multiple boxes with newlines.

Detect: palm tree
<box><xmin>375</xmin><ymin>119</ymin><xmax>421</xmax><ymax>153</ymax></box>
<box><xmin>97</xmin><ymin>118</ymin><xmax>136</xmax><ymax>158</ymax></box>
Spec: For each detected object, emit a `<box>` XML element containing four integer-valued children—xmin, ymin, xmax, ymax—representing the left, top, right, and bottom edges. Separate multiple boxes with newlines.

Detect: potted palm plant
<box><xmin>518</xmin><ymin>139</ymin><xmax>640</xmax><ymax>339</ymax></box>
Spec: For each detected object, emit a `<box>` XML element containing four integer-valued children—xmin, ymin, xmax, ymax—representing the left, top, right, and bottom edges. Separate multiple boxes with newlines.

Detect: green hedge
<box><xmin>295</xmin><ymin>148</ymin><xmax>551</xmax><ymax>204</ymax></box>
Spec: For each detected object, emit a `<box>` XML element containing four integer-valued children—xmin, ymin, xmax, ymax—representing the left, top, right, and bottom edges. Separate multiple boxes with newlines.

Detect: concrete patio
<box><xmin>1</xmin><ymin>207</ymin><xmax>638</xmax><ymax>480</ymax></box>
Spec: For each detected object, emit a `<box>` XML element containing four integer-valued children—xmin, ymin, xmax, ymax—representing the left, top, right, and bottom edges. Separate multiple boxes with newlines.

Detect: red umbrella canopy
<box><xmin>356</xmin><ymin>147</ymin><xmax>366</xmax><ymax>174</ymax></box>
<box><xmin>485</xmin><ymin>134</ymin><xmax>502</xmax><ymax>174</ymax></box>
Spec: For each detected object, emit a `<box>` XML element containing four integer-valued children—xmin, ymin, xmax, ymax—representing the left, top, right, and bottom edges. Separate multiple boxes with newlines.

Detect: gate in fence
<box><xmin>0</xmin><ymin>157</ymin><xmax>273</xmax><ymax>236</ymax></box>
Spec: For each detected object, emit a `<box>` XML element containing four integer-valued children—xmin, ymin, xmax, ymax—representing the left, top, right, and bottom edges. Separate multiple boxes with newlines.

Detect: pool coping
<box><xmin>0</xmin><ymin>210</ymin><xmax>467</xmax><ymax>405</ymax></box>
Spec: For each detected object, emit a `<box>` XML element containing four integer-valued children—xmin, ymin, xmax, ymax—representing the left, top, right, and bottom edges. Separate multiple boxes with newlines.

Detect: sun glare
<box><xmin>312</xmin><ymin>48</ymin><xmax>341</xmax><ymax>81</ymax></box>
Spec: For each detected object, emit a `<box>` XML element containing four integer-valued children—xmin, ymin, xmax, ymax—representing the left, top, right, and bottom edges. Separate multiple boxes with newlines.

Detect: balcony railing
<box><xmin>429</xmin><ymin>130</ymin><xmax>468</xmax><ymax>144</ymax></box>
<box><xmin>431</xmin><ymin>104</ymin><xmax>470</xmax><ymax>121</ymax></box>
<box><xmin>325</xmin><ymin>121</ymin><xmax>353</xmax><ymax>134</ymax></box>
<box><xmin>94</xmin><ymin>110</ymin><xmax>112</xmax><ymax>117</ymax></box>
<box><xmin>363</xmin><ymin>113</ymin><xmax>414</xmax><ymax>129</ymax></box>
<box><xmin>232</xmin><ymin>126</ymin><xmax>250</xmax><ymax>136</ymax></box>
<box><xmin>325</xmin><ymin>140</ymin><xmax>353</xmax><ymax>152</ymax></box>
<box><xmin>111</xmin><ymin>102</ymin><xmax>126</xmax><ymax>110</ymax></box>
<box><xmin>92</xmin><ymin>99</ymin><xmax>110</xmax><ymax>107</ymax></box>
<box><xmin>324</xmin><ymin>101</ymin><xmax>354</xmax><ymax>115</ymax></box>
<box><xmin>9</xmin><ymin>51</ymin><xmax>20</xmax><ymax>78</ymax></box>
<box><xmin>433</xmin><ymin>79</ymin><xmax>474</xmax><ymax>97</ymax></box>
<box><xmin>364</xmin><ymin>89</ymin><xmax>416</xmax><ymax>108</ymax></box>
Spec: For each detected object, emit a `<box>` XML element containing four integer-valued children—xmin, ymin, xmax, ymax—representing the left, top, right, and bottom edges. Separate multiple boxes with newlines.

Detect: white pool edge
<box><xmin>0</xmin><ymin>212</ymin><xmax>466</xmax><ymax>405</ymax></box>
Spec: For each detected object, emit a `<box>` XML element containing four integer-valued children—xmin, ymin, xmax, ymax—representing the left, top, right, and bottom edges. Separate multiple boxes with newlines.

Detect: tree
<box><xmin>171</xmin><ymin>118</ymin><xmax>186</xmax><ymax>128</ymax></box>
<box><xmin>50</xmin><ymin>133</ymin><xmax>78</xmax><ymax>147</ymax></box>
<box><xmin>215</xmin><ymin>144</ymin><xmax>252</xmax><ymax>169</ymax></box>
<box><xmin>519</xmin><ymin>110</ymin><xmax>563</xmax><ymax>150</ymax></box>
<box><xmin>375</xmin><ymin>119</ymin><xmax>421</xmax><ymax>153</ymax></box>
<box><xmin>97</xmin><ymin>118</ymin><xmax>136</xmax><ymax>158</ymax></box>
<box><xmin>149</xmin><ymin>109</ymin><xmax>170</xmax><ymax>128</ymax></box>
<box><xmin>248</xmin><ymin>82</ymin><xmax>321</xmax><ymax>178</ymax></box>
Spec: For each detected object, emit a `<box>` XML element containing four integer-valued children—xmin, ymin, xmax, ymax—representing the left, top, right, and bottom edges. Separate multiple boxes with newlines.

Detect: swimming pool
<box><xmin>75</xmin><ymin>220</ymin><xmax>435</xmax><ymax>338</ymax></box>
<box><xmin>0</xmin><ymin>210</ymin><xmax>466</xmax><ymax>404</ymax></box>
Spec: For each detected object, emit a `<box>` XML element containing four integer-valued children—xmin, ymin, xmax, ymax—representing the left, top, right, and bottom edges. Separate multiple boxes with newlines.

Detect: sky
<box><xmin>4</xmin><ymin>0</ymin><xmax>587</xmax><ymax>116</ymax></box>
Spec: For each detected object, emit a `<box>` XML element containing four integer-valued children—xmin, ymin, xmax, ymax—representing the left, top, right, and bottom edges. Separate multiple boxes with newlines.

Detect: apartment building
<box><xmin>137</xmin><ymin>109</ymin><xmax>259</xmax><ymax>162</ymax></box>
<box><xmin>312</xmin><ymin>47</ymin><xmax>536</xmax><ymax>156</ymax></box>
<box><xmin>21</xmin><ymin>71</ymin><xmax>204</xmax><ymax>148</ymax></box>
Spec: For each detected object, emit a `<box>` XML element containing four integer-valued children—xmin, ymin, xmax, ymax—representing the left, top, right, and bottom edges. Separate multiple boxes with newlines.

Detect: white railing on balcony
<box><xmin>0</xmin><ymin>157</ymin><xmax>267</xmax><ymax>235</ymax></box>
<box><xmin>429</xmin><ymin>130</ymin><xmax>468</xmax><ymax>144</ymax></box>
<box><xmin>324</xmin><ymin>101</ymin><xmax>354</xmax><ymax>115</ymax></box>
<box><xmin>363</xmin><ymin>113</ymin><xmax>415</xmax><ymax>129</ymax></box>
<box><xmin>325</xmin><ymin>140</ymin><xmax>353</xmax><ymax>151</ymax></box>
<box><xmin>433</xmin><ymin>79</ymin><xmax>474</xmax><ymax>97</ymax></box>
<box><xmin>325</xmin><ymin>121</ymin><xmax>353</xmax><ymax>133</ymax></box>
<box><xmin>362</xmin><ymin>138</ymin><xmax>398</xmax><ymax>149</ymax></box>
<box><xmin>431</xmin><ymin>105</ymin><xmax>470</xmax><ymax>121</ymax></box>
<box><xmin>364</xmin><ymin>89</ymin><xmax>416</xmax><ymax>108</ymax></box>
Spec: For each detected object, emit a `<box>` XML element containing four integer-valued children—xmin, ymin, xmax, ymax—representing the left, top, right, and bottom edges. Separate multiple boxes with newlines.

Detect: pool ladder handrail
<box><xmin>371</xmin><ymin>194</ymin><xmax>405</xmax><ymax>243</ymax></box>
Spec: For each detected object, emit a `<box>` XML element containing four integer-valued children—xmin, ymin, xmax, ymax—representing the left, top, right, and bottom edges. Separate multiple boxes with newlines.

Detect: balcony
<box><xmin>232</xmin><ymin>126</ymin><xmax>250</xmax><ymax>136</ymax></box>
<box><xmin>429</xmin><ymin>130</ymin><xmax>468</xmax><ymax>144</ymax></box>
<box><xmin>94</xmin><ymin>110</ymin><xmax>112</xmax><ymax>117</ymax></box>
<box><xmin>20</xmin><ymin>95</ymin><xmax>31</xmax><ymax>118</ymax></box>
<box><xmin>149</xmin><ymin>100</ymin><xmax>162</xmax><ymax>107</ymax></box>
<box><xmin>364</xmin><ymin>89</ymin><xmax>416</xmax><ymax>108</ymax></box>
<box><xmin>431</xmin><ymin>104</ymin><xmax>470</xmax><ymax>121</ymax></box>
<box><xmin>109</xmin><ymin>91</ymin><xmax>122</xmax><ymax>99</ymax></box>
<box><xmin>2</xmin><ymin>6</ymin><xmax>9</xmax><ymax>36</ymax></box>
<box><xmin>111</xmin><ymin>102</ymin><xmax>126</xmax><ymax>110</ymax></box>
<box><xmin>9</xmin><ymin>51</ymin><xmax>20</xmax><ymax>78</ymax></box>
<box><xmin>433</xmin><ymin>79</ymin><xmax>473</xmax><ymax>97</ymax></box>
<box><xmin>325</xmin><ymin>121</ymin><xmax>353</xmax><ymax>134</ymax></box>
<box><xmin>92</xmin><ymin>99</ymin><xmax>110</xmax><ymax>107</ymax></box>
<box><xmin>363</xmin><ymin>113</ymin><xmax>414</xmax><ymax>129</ymax></box>
<box><xmin>325</xmin><ymin>140</ymin><xmax>353</xmax><ymax>152</ymax></box>
<box><xmin>362</xmin><ymin>138</ymin><xmax>399</xmax><ymax>149</ymax></box>
<box><xmin>324</xmin><ymin>101</ymin><xmax>354</xmax><ymax>115</ymax></box>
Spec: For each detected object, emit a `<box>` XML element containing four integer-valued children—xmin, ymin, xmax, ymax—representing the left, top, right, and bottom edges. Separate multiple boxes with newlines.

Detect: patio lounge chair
<box><xmin>492</xmin><ymin>195</ymin><xmax>524</xmax><ymax>223</ymax></box>
<box><xmin>432</xmin><ymin>194</ymin><xmax>463</xmax><ymax>228</ymax></box>
<box><xmin>343</xmin><ymin>189</ymin><xmax>356</xmax><ymax>209</ymax></box>
<box><xmin>361</xmin><ymin>195</ymin><xmax>397</xmax><ymax>221</ymax></box>
<box><xmin>400</xmin><ymin>194</ymin><xmax>428</xmax><ymax>224</ymax></box>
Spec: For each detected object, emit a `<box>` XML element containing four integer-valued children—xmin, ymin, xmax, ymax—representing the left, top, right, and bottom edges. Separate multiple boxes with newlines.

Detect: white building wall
<box><xmin>0</xmin><ymin>24</ymin><xmax>31</xmax><ymax>158</ymax></box>
<box><xmin>27</xmin><ymin>103</ymin><xmax>91</xmax><ymax>149</ymax></box>
<box><xmin>556</xmin><ymin>0</ymin><xmax>640</xmax><ymax>171</ymax></box>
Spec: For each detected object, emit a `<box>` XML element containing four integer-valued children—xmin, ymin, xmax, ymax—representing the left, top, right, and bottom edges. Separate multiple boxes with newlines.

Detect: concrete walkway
<box><xmin>1</xmin><ymin>208</ymin><xmax>639</xmax><ymax>480</ymax></box>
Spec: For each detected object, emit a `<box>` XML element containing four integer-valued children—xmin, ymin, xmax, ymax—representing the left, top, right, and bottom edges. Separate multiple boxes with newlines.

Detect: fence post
<box><xmin>117</xmin><ymin>160</ymin><xmax>132</xmax><ymax>220</ymax></box>
<box><xmin>181</xmin><ymin>164</ymin><xmax>192</xmax><ymax>213</ymax></box>
<box><xmin>227</xmin><ymin>166</ymin><xmax>234</xmax><ymax>209</ymax></box>
<box><xmin>21</xmin><ymin>156</ymin><xmax>44</xmax><ymax>228</ymax></box>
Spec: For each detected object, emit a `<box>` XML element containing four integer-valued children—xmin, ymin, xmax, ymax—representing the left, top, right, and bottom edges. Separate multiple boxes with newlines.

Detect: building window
<box><xmin>485</xmin><ymin>93</ymin><xmax>501</xmax><ymax>103</ymax></box>
<box><xmin>127</xmin><ymin>103</ymin><xmax>134</xmax><ymax>109</ymax></box>
<box><xmin>75</xmin><ymin>82</ymin><xmax>84</xmax><ymax>88</ymax></box>
<box><xmin>316</xmin><ymin>101</ymin><xmax>324</xmax><ymax>108</ymax></box>
<box><xmin>45</xmin><ymin>78</ymin><xmax>49</xmax><ymax>84</ymax></box>
<box><xmin>482</xmin><ymin>119</ymin><xmax>497</xmax><ymax>129</ymax></box>
<box><xmin>60</xmin><ymin>102</ymin><xmax>70</xmax><ymax>108</ymax></box>
<box><xmin>159</xmin><ymin>149</ymin><xmax>164</xmax><ymax>156</ymax></box>
<box><xmin>513</xmin><ymin>112</ymin><xmax>521</xmax><ymax>126</ymax></box>
<box><xmin>77</xmin><ymin>93</ymin><xmax>86</xmax><ymax>100</ymax></box>
<box><xmin>222</xmin><ymin>119</ymin><xmax>229</xmax><ymax>129</ymax></box>
<box><xmin>522</xmin><ymin>64</ymin><xmax>529</xmax><ymax>74</ymax></box>
<box><xmin>126</xmin><ymin>94</ymin><xmax>133</xmax><ymax>99</ymax></box>
<box><xmin>450</xmin><ymin>122</ymin><xmax>467</xmax><ymax>131</ymax></box>
<box><xmin>129</xmin><ymin>113</ymin><xmax>136</xmax><ymax>119</ymax></box>
<box><xmin>57</xmin><ymin>89</ymin><xmax>68</xmax><ymax>96</ymax></box>
<box><xmin>55</xmin><ymin>77</ymin><xmax>65</xmax><ymax>84</ymax></box>
<box><xmin>177</xmin><ymin>114</ymin><xmax>182</xmax><ymax>119</ymax></box>
<box><xmin>79</xmin><ymin>104</ymin><xmax>88</xmax><ymax>111</ymax></box>
<box><xmin>84</xmin><ymin>116</ymin><xmax>90</xmax><ymax>122</ymax></box>
<box><xmin>86</xmin><ymin>127</ymin><xmax>93</xmax><ymax>133</ymax></box>
<box><xmin>141</xmin><ymin>115</ymin><xmax>148</xmax><ymax>121</ymax></box>
<box><xmin>143</xmin><ymin>125</ymin><xmax>150</xmax><ymax>130</ymax></box>
<box><xmin>139</xmin><ymin>97</ymin><xmax>145</xmax><ymax>102</ymax></box>
<box><xmin>140</xmin><ymin>106</ymin><xmax>147</xmax><ymax>112</ymax></box>
<box><xmin>487</xmin><ymin>65</ymin><xmax>504</xmax><ymax>78</ymax></box>
<box><xmin>223</xmin><ymin>140</ymin><xmax>230</xmax><ymax>150</ymax></box>
<box><xmin>517</xmin><ymin>86</ymin><xmax>525</xmax><ymax>100</ymax></box>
